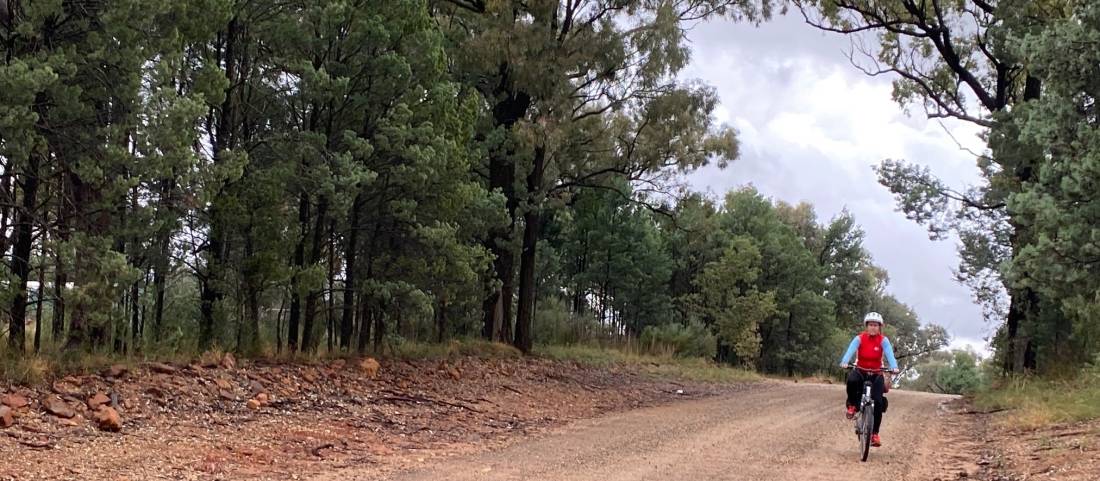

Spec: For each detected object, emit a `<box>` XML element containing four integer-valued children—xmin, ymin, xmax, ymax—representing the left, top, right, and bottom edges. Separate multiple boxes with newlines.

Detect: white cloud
<box><xmin>681</xmin><ymin>13</ymin><xmax>995</xmax><ymax>347</ymax></box>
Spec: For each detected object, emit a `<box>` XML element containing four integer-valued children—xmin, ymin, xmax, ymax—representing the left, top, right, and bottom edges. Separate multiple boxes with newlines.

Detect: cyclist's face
<box><xmin>866</xmin><ymin>322</ymin><xmax>881</xmax><ymax>335</ymax></box>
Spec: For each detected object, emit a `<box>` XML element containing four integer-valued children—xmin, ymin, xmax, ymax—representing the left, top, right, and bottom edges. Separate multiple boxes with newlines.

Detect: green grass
<box><xmin>387</xmin><ymin>338</ymin><xmax>523</xmax><ymax>360</ymax></box>
<box><xmin>534</xmin><ymin>343</ymin><xmax>759</xmax><ymax>384</ymax></box>
<box><xmin>973</xmin><ymin>372</ymin><xmax>1100</xmax><ymax>427</ymax></box>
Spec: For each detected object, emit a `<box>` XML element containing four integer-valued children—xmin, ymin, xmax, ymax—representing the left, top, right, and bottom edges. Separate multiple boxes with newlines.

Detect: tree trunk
<box><xmin>481</xmin><ymin>71</ymin><xmax>530</xmax><ymax>342</ymax></box>
<box><xmin>1001</xmin><ymin>75</ymin><xmax>1043</xmax><ymax>373</ymax></box>
<box><xmin>341</xmin><ymin>194</ymin><xmax>361</xmax><ymax>349</ymax></box>
<box><xmin>199</xmin><ymin>15</ymin><xmax>241</xmax><ymax>350</ymax></box>
<box><xmin>34</xmin><ymin>261</ymin><xmax>45</xmax><ymax>353</ymax></box>
<box><xmin>302</xmin><ymin>197</ymin><xmax>328</xmax><ymax>352</ymax></box>
<box><xmin>0</xmin><ymin>168</ymin><xmax>11</xmax><ymax>259</ymax></box>
<box><xmin>572</xmin><ymin>232</ymin><xmax>588</xmax><ymax>315</ymax></box>
<box><xmin>288</xmin><ymin>193</ymin><xmax>309</xmax><ymax>352</ymax></box>
<box><xmin>327</xmin><ymin>220</ymin><xmax>336</xmax><ymax>353</ymax></box>
<box><xmin>357</xmin><ymin>298</ymin><xmax>371</xmax><ymax>353</ymax></box>
<box><xmin>372</xmin><ymin>304</ymin><xmax>385</xmax><ymax>352</ymax></box>
<box><xmin>152</xmin><ymin>178</ymin><xmax>174</xmax><ymax>343</ymax></box>
<box><xmin>436</xmin><ymin>295</ymin><xmax>448</xmax><ymax>343</ymax></box>
<box><xmin>276</xmin><ymin>294</ymin><xmax>286</xmax><ymax>355</ymax></box>
<box><xmin>9</xmin><ymin>152</ymin><xmax>40</xmax><ymax>355</ymax></box>
<box><xmin>153</xmin><ymin>245</ymin><xmax>167</xmax><ymax>343</ymax></box>
<box><xmin>240</xmin><ymin>228</ymin><xmax>261</xmax><ymax>355</ymax></box>
<box><xmin>514</xmin><ymin>143</ymin><xmax>546</xmax><ymax>354</ymax></box>
<box><xmin>130</xmin><ymin>279</ymin><xmax>140</xmax><ymax>351</ymax></box>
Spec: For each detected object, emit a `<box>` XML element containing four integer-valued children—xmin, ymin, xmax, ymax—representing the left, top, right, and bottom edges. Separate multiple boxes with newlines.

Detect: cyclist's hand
<box><xmin>840</xmin><ymin>363</ymin><xmax>850</xmax><ymax>369</ymax></box>
<box><xmin>890</xmin><ymin>369</ymin><xmax>900</xmax><ymax>375</ymax></box>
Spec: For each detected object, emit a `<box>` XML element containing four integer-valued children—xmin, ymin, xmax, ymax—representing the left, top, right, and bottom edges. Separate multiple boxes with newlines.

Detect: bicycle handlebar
<box><xmin>843</xmin><ymin>365</ymin><xmax>898</xmax><ymax>374</ymax></box>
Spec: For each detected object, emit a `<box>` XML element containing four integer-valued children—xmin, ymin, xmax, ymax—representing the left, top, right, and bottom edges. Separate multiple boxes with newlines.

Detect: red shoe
<box><xmin>871</xmin><ymin>434</ymin><xmax>882</xmax><ymax>447</ymax></box>
<box><xmin>846</xmin><ymin>406</ymin><xmax>857</xmax><ymax>419</ymax></box>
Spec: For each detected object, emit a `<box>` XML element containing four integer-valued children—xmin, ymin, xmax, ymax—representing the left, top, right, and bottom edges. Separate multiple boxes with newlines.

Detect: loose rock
<box><xmin>43</xmin><ymin>397</ymin><xmax>76</xmax><ymax>419</ymax></box>
<box><xmin>94</xmin><ymin>407</ymin><xmax>122</xmax><ymax>432</ymax></box>
<box><xmin>0</xmin><ymin>406</ymin><xmax>13</xmax><ymax>428</ymax></box>
<box><xmin>1</xmin><ymin>394</ymin><xmax>29</xmax><ymax>409</ymax></box>
<box><xmin>88</xmin><ymin>393</ymin><xmax>111</xmax><ymax>410</ymax></box>
<box><xmin>148</xmin><ymin>362</ymin><xmax>178</xmax><ymax>374</ymax></box>
<box><xmin>104</xmin><ymin>365</ymin><xmax>129</xmax><ymax>379</ymax></box>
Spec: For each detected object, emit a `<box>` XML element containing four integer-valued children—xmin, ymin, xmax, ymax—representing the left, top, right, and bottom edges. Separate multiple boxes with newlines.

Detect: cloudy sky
<box><xmin>681</xmin><ymin>12</ymin><xmax>992</xmax><ymax>353</ymax></box>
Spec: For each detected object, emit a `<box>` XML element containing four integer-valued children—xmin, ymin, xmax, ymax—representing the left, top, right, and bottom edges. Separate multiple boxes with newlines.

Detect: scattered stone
<box><xmin>249</xmin><ymin>380</ymin><xmax>265</xmax><ymax>397</ymax></box>
<box><xmin>447</xmin><ymin>365</ymin><xmax>462</xmax><ymax>381</ymax></box>
<box><xmin>2</xmin><ymin>394</ymin><xmax>29</xmax><ymax>409</ymax></box>
<box><xmin>145</xmin><ymin>387</ymin><xmax>166</xmax><ymax>399</ymax></box>
<box><xmin>246</xmin><ymin>399</ymin><xmax>261</xmax><ymax>410</ymax></box>
<box><xmin>43</xmin><ymin>397</ymin><xmax>76</xmax><ymax>419</ymax></box>
<box><xmin>0</xmin><ymin>406</ymin><xmax>13</xmax><ymax>428</ymax></box>
<box><xmin>87</xmin><ymin>393</ymin><xmax>111</xmax><ymax>410</ymax></box>
<box><xmin>359</xmin><ymin>358</ymin><xmax>381</xmax><ymax>379</ymax></box>
<box><xmin>331</xmin><ymin>359</ymin><xmax>347</xmax><ymax>370</ymax></box>
<box><xmin>302</xmin><ymin>371</ymin><xmax>318</xmax><ymax>383</ymax></box>
<box><xmin>51</xmin><ymin>380</ymin><xmax>81</xmax><ymax>397</ymax></box>
<box><xmin>218</xmin><ymin>390</ymin><xmax>237</xmax><ymax>401</ymax></box>
<box><xmin>255</xmin><ymin>392</ymin><xmax>270</xmax><ymax>405</ymax></box>
<box><xmin>94</xmin><ymin>407</ymin><xmax>122</xmax><ymax>432</ymax></box>
<box><xmin>398</xmin><ymin>380</ymin><xmax>411</xmax><ymax>390</ymax></box>
<box><xmin>221</xmin><ymin>352</ymin><xmax>237</xmax><ymax>370</ymax></box>
<box><xmin>148</xmin><ymin>362</ymin><xmax>178</xmax><ymax>374</ymax></box>
<box><xmin>215</xmin><ymin>379</ymin><xmax>233</xmax><ymax>391</ymax></box>
<box><xmin>104</xmin><ymin>365</ymin><xmax>129</xmax><ymax>379</ymax></box>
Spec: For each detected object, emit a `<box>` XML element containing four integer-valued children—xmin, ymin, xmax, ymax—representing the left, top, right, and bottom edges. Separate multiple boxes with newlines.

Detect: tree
<box><xmin>796</xmin><ymin>0</ymin><xmax>1063</xmax><ymax>373</ymax></box>
<box><xmin>434</xmin><ymin>0</ymin><xmax>768</xmax><ymax>352</ymax></box>
<box><xmin>687</xmin><ymin>236</ymin><xmax>777</xmax><ymax>366</ymax></box>
<box><xmin>1007</xmin><ymin>1</ymin><xmax>1100</xmax><ymax>368</ymax></box>
<box><xmin>907</xmin><ymin>349</ymin><xmax>984</xmax><ymax>394</ymax></box>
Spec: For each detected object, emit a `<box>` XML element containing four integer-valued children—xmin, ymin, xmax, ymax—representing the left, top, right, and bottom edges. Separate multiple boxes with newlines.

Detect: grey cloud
<box><xmin>683</xmin><ymin>12</ymin><xmax>994</xmax><ymax>347</ymax></box>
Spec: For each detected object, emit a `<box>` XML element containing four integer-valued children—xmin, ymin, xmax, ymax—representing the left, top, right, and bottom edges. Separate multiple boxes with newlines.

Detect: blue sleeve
<box><xmin>882</xmin><ymin>337</ymin><xmax>899</xmax><ymax>371</ymax></box>
<box><xmin>839</xmin><ymin>336</ymin><xmax>860</xmax><ymax>367</ymax></box>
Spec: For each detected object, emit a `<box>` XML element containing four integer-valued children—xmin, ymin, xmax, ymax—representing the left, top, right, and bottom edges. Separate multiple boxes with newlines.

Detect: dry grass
<box><xmin>974</xmin><ymin>371</ymin><xmax>1100</xmax><ymax>428</ymax></box>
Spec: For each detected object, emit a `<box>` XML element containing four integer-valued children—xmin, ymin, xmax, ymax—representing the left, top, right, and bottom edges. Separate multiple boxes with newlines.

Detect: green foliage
<box><xmin>0</xmin><ymin>0</ymin><xmax>942</xmax><ymax>396</ymax></box>
<box><xmin>640</xmin><ymin>321</ymin><xmax>717</xmax><ymax>359</ymax></box>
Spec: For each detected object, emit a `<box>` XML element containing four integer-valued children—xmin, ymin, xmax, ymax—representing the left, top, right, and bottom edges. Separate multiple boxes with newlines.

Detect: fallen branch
<box><xmin>6</xmin><ymin>432</ymin><xmax>53</xmax><ymax>449</ymax></box>
<box><xmin>311</xmin><ymin>443</ymin><xmax>336</xmax><ymax>457</ymax></box>
<box><xmin>961</xmin><ymin>408</ymin><xmax>1008</xmax><ymax>415</ymax></box>
<box><xmin>375</xmin><ymin>390</ymin><xmax>483</xmax><ymax>413</ymax></box>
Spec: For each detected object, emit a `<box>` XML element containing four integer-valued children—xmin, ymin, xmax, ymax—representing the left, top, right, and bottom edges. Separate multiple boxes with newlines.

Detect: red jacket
<box><xmin>855</xmin><ymin>332</ymin><xmax>886</xmax><ymax>370</ymax></box>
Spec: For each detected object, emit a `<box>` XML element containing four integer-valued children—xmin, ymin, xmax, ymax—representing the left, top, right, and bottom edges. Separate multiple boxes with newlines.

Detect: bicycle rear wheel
<box><xmin>859</xmin><ymin>404</ymin><xmax>873</xmax><ymax>462</ymax></box>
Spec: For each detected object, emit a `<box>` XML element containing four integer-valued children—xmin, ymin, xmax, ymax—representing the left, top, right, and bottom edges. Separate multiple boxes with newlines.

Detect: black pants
<box><xmin>846</xmin><ymin>369</ymin><xmax>885</xmax><ymax>434</ymax></box>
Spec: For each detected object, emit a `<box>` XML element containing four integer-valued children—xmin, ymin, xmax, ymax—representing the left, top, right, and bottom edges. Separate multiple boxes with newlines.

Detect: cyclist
<box><xmin>839</xmin><ymin>311</ymin><xmax>899</xmax><ymax>447</ymax></box>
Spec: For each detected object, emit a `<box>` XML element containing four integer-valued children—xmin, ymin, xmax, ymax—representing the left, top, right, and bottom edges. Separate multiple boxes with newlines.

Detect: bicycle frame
<box><xmin>848</xmin><ymin>366</ymin><xmax>888</xmax><ymax>462</ymax></box>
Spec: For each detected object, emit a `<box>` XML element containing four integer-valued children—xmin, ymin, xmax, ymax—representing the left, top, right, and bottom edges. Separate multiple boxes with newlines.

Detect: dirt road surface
<box><xmin>315</xmin><ymin>382</ymin><xmax>975</xmax><ymax>481</ymax></box>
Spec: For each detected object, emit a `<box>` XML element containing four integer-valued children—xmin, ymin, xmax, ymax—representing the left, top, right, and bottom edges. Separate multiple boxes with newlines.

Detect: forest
<box><xmin>1</xmin><ymin>0</ymin><xmax>1098</xmax><ymax>384</ymax></box>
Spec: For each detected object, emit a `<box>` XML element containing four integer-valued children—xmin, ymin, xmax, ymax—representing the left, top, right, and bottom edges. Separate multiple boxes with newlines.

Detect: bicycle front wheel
<box><xmin>859</xmin><ymin>404</ymin><xmax>873</xmax><ymax>462</ymax></box>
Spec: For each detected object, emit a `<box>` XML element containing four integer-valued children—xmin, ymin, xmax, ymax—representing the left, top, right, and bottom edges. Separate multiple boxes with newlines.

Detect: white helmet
<box><xmin>863</xmin><ymin>312</ymin><xmax>884</xmax><ymax>326</ymax></box>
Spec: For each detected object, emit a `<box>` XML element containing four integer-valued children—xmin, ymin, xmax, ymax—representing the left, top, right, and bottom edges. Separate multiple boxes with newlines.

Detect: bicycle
<box><xmin>845</xmin><ymin>366</ymin><xmax>892</xmax><ymax>462</ymax></box>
